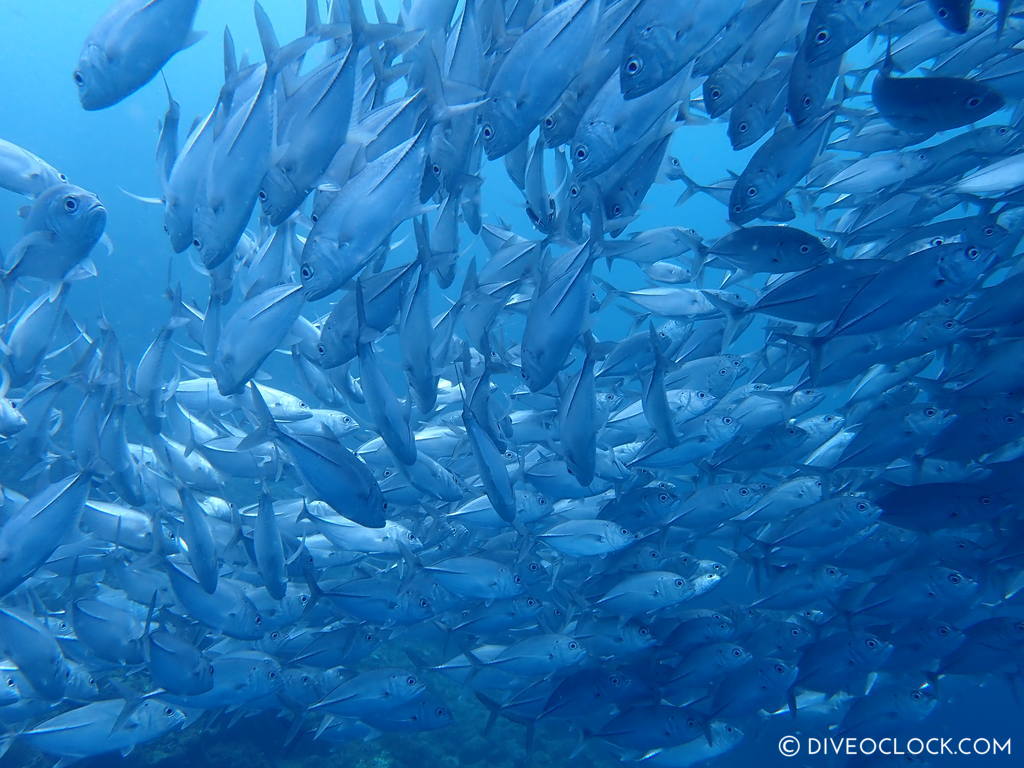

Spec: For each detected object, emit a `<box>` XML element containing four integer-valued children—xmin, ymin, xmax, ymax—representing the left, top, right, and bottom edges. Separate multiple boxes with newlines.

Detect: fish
<box><xmin>872</xmin><ymin>47</ymin><xmax>1004</xmax><ymax>136</ymax></box>
<box><xmin>3</xmin><ymin>183</ymin><xmax>106</xmax><ymax>288</ymax></box>
<box><xmin>0</xmin><ymin>139</ymin><xmax>67</xmax><ymax>197</ymax></box>
<box><xmin>480</xmin><ymin>0</ymin><xmax>602</xmax><ymax>159</ymax></box>
<box><xmin>73</xmin><ymin>0</ymin><xmax>203</xmax><ymax>110</ymax></box>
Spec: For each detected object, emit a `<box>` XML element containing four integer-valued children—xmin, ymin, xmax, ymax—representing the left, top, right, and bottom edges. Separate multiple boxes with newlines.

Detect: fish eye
<box><xmin>984</xmin><ymin>226</ymin><xmax>994</xmax><ymax>235</ymax></box>
<box><xmin>569</xmin><ymin>184</ymin><xmax>580</xmax><ymax>197</ymax></box>
<box><xmin>925</xmin><ymin>407</ymin><xmax>937</xmax><ymax>417</ymax></box>
<box><xmin>857</xmin><ymin>502</ymin><xmax>868</xmax><ymax>511</ymax></box>
<box><xmin>799</xmin><ymin>244</ymin><xmax>810</xmax><ymax>254</ymax></box>
<box><xmin>1005</xmin><ymin>414</ymin><xmax>1017</xmax><ymax>424</ymax></box>
<box><xmin>193</xmin><ymin>238</ymin><xmax>202</xmax><ymax>249</ymax></box>
<box><xmin>775</xmin><ymin>663</ymin><xmax>786</xmax><ymax>673</ymax></box>
<box><xmin>620</xmin><ymin>527</ymin><xmax>629</xmax><ymax>535</ymax></box>
<box><xmin>255</xmin><ymin>616</ymin><xmax>263</xmax><ymax>625</ymax></box>
<box><xmin>258</xmin><ymin>190</ymin><xmax>267</xmax><ymax>201</ymax></box>
<box><xmin>709</xmin><ymin>87</ymin><xmax>722</xmax><ymax>100</ymax></box>
<box><xmin>980</xmin><ymin>496</ymin><xmax>992</xmax><ymax>505</ymax></box>
<box><xmin>543</xmin><ymin>117</ymin><xmax>554</xmax><ymax>129</ymax></box>
<box><xmin>732</xmin><ymin>647</ymin><xmax>742</xmax><ymax>657</ymax></box>
<box><xmin>301</xmin><ymin>264</ymin><xmax>313</xmax><ymax>280</ymax></box>
<box><xmin>383</xmin><ymin>469</ymin><xmax>392</xmax><ymax>477</ymax></box>
<box><xmin>865</xmin><ymin>638</ymin><xmax>877</xmax><ymax>648</ymax></box>
<box><xmin>739</xmin><ymin>487</ymin><xmax>749</xmax><ymax>496</ymax></box>
<box><xmin>965</xmin><ymin>96</ymin><xmax>982</xmax><ymax>108</ymax></box>
<box><xmin>938</xmin><ymin>625</ymin><xmax>950</xmax><ymax>636</ymax></box>
<box><xmin>537</xmin><ymin>496</ymin><xmax>547</xmax><ymax>505</ymax></box>
<box><xmin>998</xmin><ymin>127</ymin><xmax>1008</xmax><ymax>135</ymax></box>
<box><xmin>365</xmin><ymin>633</ymin><xmax>374</xmax><ymax>641</ymax></box>
<box><xmin>625</xmin><ymin>57</ymin><xmax>642</xmax><ymax>75</ymax></box>
<box><xmin>73</xmin><ymin>71</ymin><xmax>84</xmax><ymax>86</ymax></box>
<box><xmin>164</xmin><ymin>706</ymin><xmax>175</xmax><ymax>716</ymax></box>
<box><xmin>436</xmin><ymin>707</ymin><xmax>447</xmax><ymax>717</ymax></box>
<box><xmin>482</xmin><ymin>124</ymin><xmax>493</xmax><ymax>140</ymax></box>
<box><xmin>948</xmin><ymin>573</ymin><xmax>962</xmax><ymax>584</ymax></box>
<box><xmin>722</xmin><ymin>416</ymin><xmax>733</xmax><ymax>425</ymax></box>
<box><xmin>802</xmin><ymin>95</ymin><xmax>812</xmax><ymax>107</ymax></box>
<box><xmin>697</xmin><ymin>391</ymin><xmax>706</xmax><ymax>398</ymax></box>
<box><xmin>343</xmin><ymin>416</ymin><xmax>352</xmax><ymax>423</ymax></box>
<box><xmin>814</xmin><ymin>28</ymin><xmax>830</xmax><ymax>44</ymax></box>
<box><xmin>431</xmin><ymin>163</ymin><xmax>441</xmax><ymax>176</ymax></box>
<box><xmin>612</xmin><ymin>205</ymin><xmax>623</xmax><ymax>216</ymax></box>
<box><xmin>310</xmin><ymin>213</ymin><xmax>318</xmax><ymax>223</ymax></box>
<box><xmin>737</xmin><ymin>121</ymin><xmax>749</xmax><ymax>133</ymax></box>
<box><xmin>63</xmin><ymin>197</ymin><xmax>78</xmax><ymax>212</ymax></box>
<box><xmin>674</xmin><ymin>578</ymin><xmax>684</xmax><ymax>587</ymax></box>
<box><xmin>790</xmin><ymin>627</ymin><xmax>801</xmax><ymax>636</ymax></box>
<box><xmin>316</xmin><ymin>343</ymin><xmax>326</xmax><ymax>355</ymax></box>
<box><xmin>574</xmin><ymin>145</ymin><xmax>588</xmax><ymax>161</ymax></box>
<box><xmin>658</xmin><ymin>493</ymin><xmax>668</xmax><ymax>502</ymax></box>
<box><xmin>419</xmin><ymin>597</ymin><xmax>429</xmax><ymax>607</ymax></box>
<box><xmin>269</xmin><ymin>670</ymin><xmax>278</xmax><ymax>679</ymax></box>
<box><xmin>527</xmin><ymin>598</ymin><xmax>537</xmax><ymax>606</ymax></box>
<box><xmin>827</xmin><ymin>567</ymin><xmax>838</xmax><ymax>576</ymax></box>
<box><xmin>943</xmin><ymin>320</ymin><xmax>955</xmax><ymax>329</ymax></box>
<box><xmin>529</xmin><ymin>562</ymin><xmax>539</xmax><ymax>572</ymax></box>
<box><xmin>966</xmin><ymin>247</ymin><xmax>980</xmax><ymax>260</ymax></box>
<box><xmin>513</xmin><ymin>574</ymin><xmax>522</xmax><ymax>584</ymax></box>
<box><xmin>568</xmin><ymin>641</ymin><xmax>579</xmax><ymax>650</ymax></box>
<box><xmin>406</xmin><ymin>676</ymin><xmax>417</xmax><ymax>686</ymax></box>
<box><xmin>639</xmin><ymin>626</ymin><xmax>650</xmax><ymax>636</ymax></box>
<box><xmin>745</xmin><ymin>186</ymin><xmax>757</xmax><ymax>198</ymax></box>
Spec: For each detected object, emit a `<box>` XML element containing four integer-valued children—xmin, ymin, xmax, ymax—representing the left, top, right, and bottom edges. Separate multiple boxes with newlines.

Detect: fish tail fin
<box><xmin>673</xmin><ymin>169</ymin><xmax>704</xmax><ymax>206</ymax></box>
<box><xmin>773</xmin><ymin>331</ymin><xmax>826</xmax><ymax>383</ymax></box>
<box><xmin>474</xmin><ymin>692</ymin><xmax>503</xmax><ymax>735</ymax></box>
<box><xmin>701</xmin><ymin>290</ymin><xmax>747</xmax><ymax>350</ymax></box>
<box><xmin>255</xmin><ymin>2</ymin><xmax>315</xmax><ymax>78</ymax></box>
<box><xmin>403</xmin><ymin>647</ymin><xmax>434</xmax><ymax>670</ymax></box>
<box><xmin>300</xmin><ymin>541</ymin><xmax>326</xmax><ymax>608</ymax></box>
<box><xmin>237</xmin><ymin>382</ymin><xmax>278</xmax><ymax>450</ymax></box>
<box><xmin>0</xmin><ymin>729</ymin><xmax>14</xmax><ymax>761</ymax></box>
<box><xmin>304</xmin><ymin>0</ymin><xmax>322</xmax><ymax>35</ymax></box>
<box><xmin>347</xmin><ymin>0</ymin><xmax>404</xmax><ymax>49</ymax></box>
<box><xmin>282</xmin><ymin>712</ymin><xmax>308</xmax><ymax>748</ymax></box>
<box><xmin>421</xmin><ymin>44</ymin><xmax>485</xmax><ymax>123</ymax></box>
<box><xmin>253</xmin><ymin>2</ymin><xmax>280</xmax><ymax>63</ymax></box>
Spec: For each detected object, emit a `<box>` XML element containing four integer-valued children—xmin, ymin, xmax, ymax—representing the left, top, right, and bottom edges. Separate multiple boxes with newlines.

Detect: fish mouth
<box><xmin>303</xmin><ymin>283</ymin><xmax>331</xmax><ymax>301</ymax></box>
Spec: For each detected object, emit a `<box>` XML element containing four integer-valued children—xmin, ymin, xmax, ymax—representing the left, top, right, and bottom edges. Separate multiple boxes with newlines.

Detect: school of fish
<box><xmin>1</xmin><ymin>0</ymin><xmax>1023</xmax><ymax>765</ymax></box>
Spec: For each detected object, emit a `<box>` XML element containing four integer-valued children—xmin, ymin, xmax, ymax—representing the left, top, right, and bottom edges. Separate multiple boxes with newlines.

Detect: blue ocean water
<box><xmin>0</xmin><ymin>1</ymin><xmax>1022</xmax><ymax>767</ymax></box>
